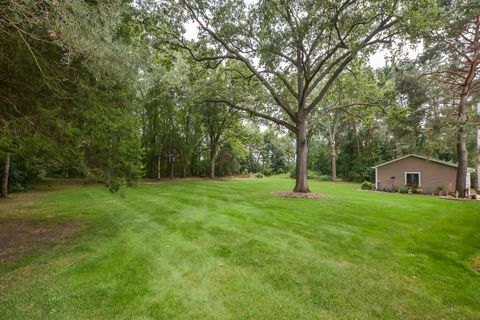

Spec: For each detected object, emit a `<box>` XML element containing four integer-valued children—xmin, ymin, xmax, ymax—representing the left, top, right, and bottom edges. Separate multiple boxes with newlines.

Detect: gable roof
<box><xmin>372</xmin><ymin>154</ymin><xmax>474</xmax><ymax>171</ymax></box>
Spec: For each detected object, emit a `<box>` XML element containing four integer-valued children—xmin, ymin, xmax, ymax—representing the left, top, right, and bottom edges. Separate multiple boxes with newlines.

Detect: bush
<box><xmin>318</xmin><ymin>175</ymin><xmax>332</xmax><ymax>181</ymax></box>
<box><xmin>436</xmin><ymin>185</ymin><xmax>444</xmax><ymax>195</ymax></box>
<box><xmin>262</xmin><ymin>166</ymin><xmax>272</xmax><ymax>176</ymax></box>
<box><xmin>398</xmin><ymin>186</ymin><xmax>409</xmax><ymax>194</ymax></box>
<box><xmin>256</xmin><ymin>173</ymin><xmax>264</xmax><ymax>178</ymax></box>
<box><xmin>289</xmin><ymin>170</ymin><xmax>320</xmax><ymax>180</ymax></box>
<box><xmin>360</xmin><ymin>181</ymin><xmax>375</xmax><ymax>190</ymax></box>
<box><xmin>471</xmin><ymin>171</ymin><xmax>478</xmax><ymax>190</ymax></box>
<box><xmin>412</xmin><ymin>187</ymin><xmax>423</xmax><ymax>194</ymax></box>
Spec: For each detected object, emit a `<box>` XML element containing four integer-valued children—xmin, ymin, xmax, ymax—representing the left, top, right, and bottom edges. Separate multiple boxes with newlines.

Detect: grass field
<box><xmin>0</xmin><ymin>176</ymin><xmax>479</xmax><ymax>319</ymax></box>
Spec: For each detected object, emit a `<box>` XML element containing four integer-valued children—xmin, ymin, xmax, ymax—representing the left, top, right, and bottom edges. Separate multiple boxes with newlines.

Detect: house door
<box><xmin>405</xmin><ymin>172</ymin><xmax>420</xmax><ymax>187</ymax></box>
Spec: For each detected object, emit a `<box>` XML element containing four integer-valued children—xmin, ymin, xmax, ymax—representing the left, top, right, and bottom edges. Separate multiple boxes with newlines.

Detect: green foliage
<box><xmin>413</xmin><ymin>187</ymin><xmax>424</xmax><ymax>194</ymax></box>
<box><xmin>289</xmin><ymin>170</ymin><xmax>320</xmax><ymax>180</ymax></box>
<box><xmin>317</xmin><ymin>175</ymin><xmax>332</xmax><ymax>181</ymax></box>
<box><xmin>240</xmin><ymin>127</ymin><xmax>294</xmax><ymax>175</ymax></box>
<box><xmin>0</xmin><ymin>154</ymin><xmax>40</xmax><ymax>193</ymax></box>
<box><xmin>398</xmin><ymin>186</ymin><xmax>409</xmax><ymax>194</ymax></box>
<box><xmin>361</xmin><ymin>181</ymin><xmax>375</xmax><ymax>191</ymax></box>
<box><xmin>471</xmin><ymin>171</ymin><xmax>478</xmax><ymax>190</ymax></box>
<box><xmin>308</xmin><ymin>140</ymin><xmax>331</xmax><ymax>175</ymax></box>
<box><xmin>255</xmin><ymin>173</ymin><xmax>264</xmax><ymax>179</ymax></box>
<box><xmin>0</xmin><ymin>0</ymin><xmax>145</xmax><ymax>192</ymax></box>
<box><xmin>262</xmin><ymin>166</ymin><xmax>273</xmax><ymax>177</ymax></box>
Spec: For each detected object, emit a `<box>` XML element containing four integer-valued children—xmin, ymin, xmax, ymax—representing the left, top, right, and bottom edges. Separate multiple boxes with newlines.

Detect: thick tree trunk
<box><xmin>456</xmin><ymin>95</ymin><xmax>468</xmax><ymax>198</ymax></box>
<box><xmin>209</xmin><ymin>143</ymin><xmax>217</xmax><ymax>179</ymax></box>
<box><xmin>330</xmin><ymin>141</ymin><xmax>337</xmax><ymax>182</ymax></box>
<box><xmin>293</xmin><ymin>123</ymin><xmax>309</xmax><ymax>193</ymax></box>
<box><xmin>477</xmin><ymin>102</ymin><xmax>480</xmax><ymax>193</ymax></box>
<box><xmin>1</xmin><ymin>152</ymin><xmax>10</xmax><ymax>199</ymax></box>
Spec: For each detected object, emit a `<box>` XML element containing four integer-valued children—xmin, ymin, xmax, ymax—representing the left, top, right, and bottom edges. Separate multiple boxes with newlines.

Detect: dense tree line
<box><xmin>0</xmin><ymin>0</ymin><xmax>144</xmax><ymax>195</ymax></box>
<box><xmin>1</xmin><ymin>0</ymin><xmax>479</xmax><ymax>198</ymax></box>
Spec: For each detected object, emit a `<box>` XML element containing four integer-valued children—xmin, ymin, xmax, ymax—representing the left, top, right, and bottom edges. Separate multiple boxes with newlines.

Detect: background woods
<box><xmin>1</xmin><ymin>0</ymin><xmax>479</xmax><ymax>197</ymax></box>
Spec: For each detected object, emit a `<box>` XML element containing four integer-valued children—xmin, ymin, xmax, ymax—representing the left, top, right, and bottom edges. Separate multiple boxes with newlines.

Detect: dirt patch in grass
<box><xmin>0</xmin><ymin>220</ymin><xmax>82</xmax><ymax>262</ymax></box>
<box><xmin>271</xmin><ymin>192</ymin><xmax>328</xmax><ymax>199</ymax></box>
<box><xmin>470</xmin><ymin>256</ymin><xmax>480</xmax><ymax>272</ymax></box>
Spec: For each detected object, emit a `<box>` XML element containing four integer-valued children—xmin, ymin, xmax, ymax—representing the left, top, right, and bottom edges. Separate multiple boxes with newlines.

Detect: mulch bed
<box><xmin>271</xmin><ymin>192</ymin><xmax>328</xmax><ymax>199</ymax></box>
<box><xmin>438</xmin><ymin>196</ymin><xmax>479</xmax><ymax>201</ymax></box>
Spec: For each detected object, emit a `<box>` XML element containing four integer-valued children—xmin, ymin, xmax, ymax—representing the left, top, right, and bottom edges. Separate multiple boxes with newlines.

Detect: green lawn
<box><xmin>0</xmin><ymin>177</ymin><xmax>479</xmax><ymax>319</ymax></box>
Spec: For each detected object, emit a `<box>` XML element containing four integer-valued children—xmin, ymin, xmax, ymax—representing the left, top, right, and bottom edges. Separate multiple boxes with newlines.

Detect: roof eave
<box><xmin>373</xmin><ymin>154</ymin><xmax>460</xmax><ymax>169</ymax></box>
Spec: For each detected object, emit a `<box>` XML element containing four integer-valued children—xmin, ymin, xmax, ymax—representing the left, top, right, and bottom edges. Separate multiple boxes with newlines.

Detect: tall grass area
<box><xmin>0</xmin><ymin>176</ymin><xmax>479</xmax><ymax>319</ymax></box>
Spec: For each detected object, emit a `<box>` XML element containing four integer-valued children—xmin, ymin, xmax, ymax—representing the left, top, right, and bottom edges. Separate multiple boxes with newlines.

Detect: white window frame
<box><xmin>404</xmin><ymin>172</ymin><xmax>421</xmax><ymax>187</ymax></box>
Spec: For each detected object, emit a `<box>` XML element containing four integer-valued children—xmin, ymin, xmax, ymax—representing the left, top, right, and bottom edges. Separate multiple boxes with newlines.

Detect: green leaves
<box><xmin>0</xmin><ymin>0</ymin><xmax>145</xmax><ymax>191</ymax></box>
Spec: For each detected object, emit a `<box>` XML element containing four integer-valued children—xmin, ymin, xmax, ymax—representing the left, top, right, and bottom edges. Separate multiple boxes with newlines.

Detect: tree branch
<box><xmin>205</xmin><ymin>99</ymin><xmax>296</xmax><ymax>131</ymax></box>
<box><xmin>181</xmin><ymin>0</ymin><xmax>297</xmax><ymax>123</ymax></box>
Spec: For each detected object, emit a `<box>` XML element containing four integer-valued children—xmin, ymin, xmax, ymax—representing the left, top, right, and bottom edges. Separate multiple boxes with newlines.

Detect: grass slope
<box><xmin>0</xmin><ymin>177</ymin><xmax>479</xmax><ymax>319</ymax></box>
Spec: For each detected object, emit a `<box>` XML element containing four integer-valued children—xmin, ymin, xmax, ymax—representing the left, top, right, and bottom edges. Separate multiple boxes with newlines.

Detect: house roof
<box><xmin>372</xmin><ymin>154</ymin><xmax>474</xmax><ymax>171</ymax></box>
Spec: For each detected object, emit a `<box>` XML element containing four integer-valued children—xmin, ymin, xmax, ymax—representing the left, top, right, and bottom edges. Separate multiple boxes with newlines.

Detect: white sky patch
<box><xmin>369</xmin><ymin>48</ymin><xmax>388</xmax><ymax>69</ymax></box>
<box><xmin>370</xmin><ymin>41</ymin><xmax>424</xmax><ymax>69</ymax></box>
<box><xmin>184</xmin><ymin>20</ymin><xmax>199</xmax><ymax>41</ymax></box>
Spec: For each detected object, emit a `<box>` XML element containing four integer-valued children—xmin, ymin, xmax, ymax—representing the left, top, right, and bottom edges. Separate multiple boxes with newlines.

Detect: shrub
<box><xmin>262</xmin><ymin>166</ymin><xmax>272</xmax><ymax>176</ymax></box>
<box><xmin>318</xmin><ymin>175</ymin><xmax>332</xmax><ymax>181</ymax></box>
<box><xmin>360</xmin><ymin>181</ymin><xmax>375</xmax><ymax>190</ymax></box>
<box><xmin>413</xmin><ymin>187</ymin><xmax>423</xmax><ymax>194</ymax></box>
<box><xmin>398</xmin><ymin>186</ymin><xmax>409</xmax><ymax>194</ymax></box>
<box><xmin>308</xmin><ymin>171</ymin><xmax>320</xmax><ymax>179</ymax></box>
<box><xmin>436</xmin><ymin>185</ymin><xmax>444</xmax><ymax>195</ymax></box>
<box><xmin>289</xmin><ymin>170</ymin><xmax>320</xmax><ymax>179</ymax></box>
<box><xmin>471</xmin><ymin>193</ymin><xmax>478</xmax><ymax>200</ymax></box>
<box><xmin>471</xmin><ymin>171</ymin><xmax>478</xmax><ymax>190</ymax></box>
<box><xmin>256</xmin><ymin>173</ymin><xmax>264</xmax><ymax>178</ymax></box>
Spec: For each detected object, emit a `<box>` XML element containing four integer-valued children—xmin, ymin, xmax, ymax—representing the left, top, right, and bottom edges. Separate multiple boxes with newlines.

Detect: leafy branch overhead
<box><xmin>156</xmin><ymin>0</ymin><xmax>437</xmax><ymax>130</ymax></box>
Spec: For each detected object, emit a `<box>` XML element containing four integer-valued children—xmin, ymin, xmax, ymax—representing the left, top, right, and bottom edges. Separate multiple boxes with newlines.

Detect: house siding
<box><xmin>376</xmin><ymin>156</ymin><xmax>457</xmax><ymax>194</ymax></box>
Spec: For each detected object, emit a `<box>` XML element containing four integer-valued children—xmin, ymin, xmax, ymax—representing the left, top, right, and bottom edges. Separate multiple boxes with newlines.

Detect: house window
<box><xmin>405</xmin><ymin>172</ymin><xmax>421</xmax><ymax>187</ymax></box>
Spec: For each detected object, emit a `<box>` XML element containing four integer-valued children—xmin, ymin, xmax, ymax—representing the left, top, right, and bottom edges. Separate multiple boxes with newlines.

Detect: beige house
<box><xmin>373</xmin><ymin>154</ymin><xmax>473</xmax><ymax>195</ymax></box>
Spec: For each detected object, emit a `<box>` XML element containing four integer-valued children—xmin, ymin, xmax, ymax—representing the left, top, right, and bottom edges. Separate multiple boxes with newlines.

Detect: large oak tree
<box><xmin>155</xmin><ymin>0</ymin><xmax>436</xmax><ymax>192</ymax></box>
